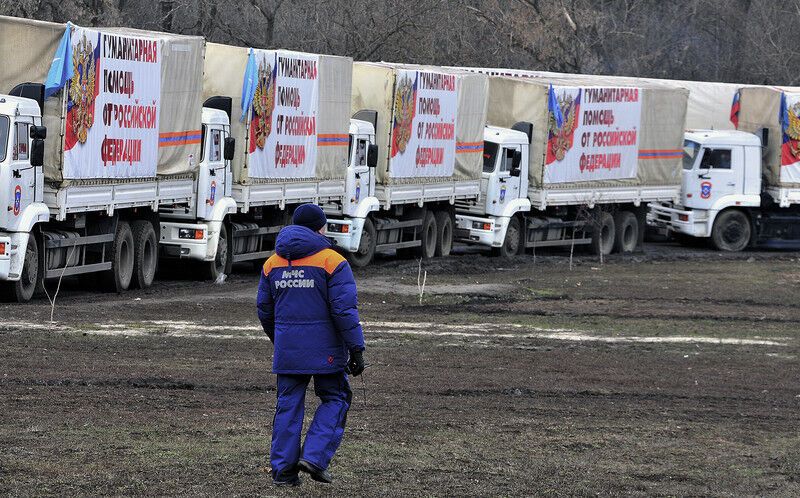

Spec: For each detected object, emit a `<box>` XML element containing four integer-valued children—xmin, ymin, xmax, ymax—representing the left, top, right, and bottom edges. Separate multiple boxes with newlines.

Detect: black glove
<box><xmin>346</xmin><ymin>350</ymin><xmax>365</xmax><ymax>376</ymax></box>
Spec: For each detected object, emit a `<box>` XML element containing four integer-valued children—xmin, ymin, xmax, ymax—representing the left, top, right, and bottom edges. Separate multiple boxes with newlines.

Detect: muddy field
<box><xmin>1</xmin><ymin>242</ymin><xmax>799</xmax><ymax>496</ymax></box>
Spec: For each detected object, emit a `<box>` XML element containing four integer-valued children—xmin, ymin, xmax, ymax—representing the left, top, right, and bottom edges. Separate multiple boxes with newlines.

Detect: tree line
<box><xmin>3</xmin><ymin>0</ymin><xmax>798</xmax><ymax>85</ymax></box>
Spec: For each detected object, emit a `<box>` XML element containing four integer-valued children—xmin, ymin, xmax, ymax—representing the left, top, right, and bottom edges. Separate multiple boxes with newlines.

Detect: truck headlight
<box><xmin>0</xmin><ymin>242</ymin><xmax>5</xmax><ymax>255</ymax></box>
<box><xmin>327</xmin><ymin>223</ymin><xmax>349</xmax><ymax>233</ymax></box>
<box><xmin>472</xmin><ymin>221</ymin><xmax>492</xmax><ymax>231</ymax></box>
<box><xmin>178</xmin><ymin>228</ymin><xmax>204</xmax><ymax>239</ymax></box>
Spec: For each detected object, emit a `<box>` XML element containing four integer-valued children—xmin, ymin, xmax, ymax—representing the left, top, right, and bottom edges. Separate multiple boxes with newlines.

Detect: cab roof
<box><xmin>0</xmin><ymin>95</ymin><xmax>42</xmax><ymax>118</ymax></box>
<box><xmin>485</xmin><ymin>125</ymin><xmax>528</xmax><ymax>144</ymax></box>
<box><xmin>350</xmin><ymin>118</ymin><xmax>374</xmax><ymax>136</ymax></box>
<box><xmin>685</xmin><ymin>129</ymin><xmax>761</xmax><ymax>147</ymax></box>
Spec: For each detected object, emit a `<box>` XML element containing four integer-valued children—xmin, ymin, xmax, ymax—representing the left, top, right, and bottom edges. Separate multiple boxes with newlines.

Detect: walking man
<box><xmin>257</xmin><ymin>203</ymin><xmax>366</xmax><ymax>486</ymax></box>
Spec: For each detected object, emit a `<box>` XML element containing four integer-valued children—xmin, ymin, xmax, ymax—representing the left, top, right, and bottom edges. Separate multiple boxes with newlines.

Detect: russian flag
<box><xmin>730</xmin><ymin>91</ymin><xmax>740</xmax><ymax>129</ymax></box>
<box><xmin>545</xmin><ymin>87</ymin><xmax>580</xmax><ymax>165</ymax></box>
<box><xmin>64</xmin><ymin>30</ymin><xmax>101</xmax><ymax>152</ymax></box>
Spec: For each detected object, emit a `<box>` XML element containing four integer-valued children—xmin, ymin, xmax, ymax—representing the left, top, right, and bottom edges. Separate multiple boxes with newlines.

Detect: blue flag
<box><xmin>44</xmin><ymin>22</ymin><xmax>73</xmax><ymax>98</ymax></box>
<box><xmin>548</xmin><ymin>84</ymin><xmax>564</xmax><ymax>129</ymax></box>
<box><xmin>780</xmin><ymin>92</ymin><xmax>789</xmax><ymax>139</ymax></box>
<box><xmin>240</xmin><ymin>48</ymin><xmax>257</xmax><ymax>122</ymax></box>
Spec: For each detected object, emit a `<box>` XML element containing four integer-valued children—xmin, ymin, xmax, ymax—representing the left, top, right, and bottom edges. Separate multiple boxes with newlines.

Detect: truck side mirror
<box><xmin>367</xmin><ymin>144</ymin><xmax>378</xmax><ymax>168</ymax></box>
<box><xmin>224</xmin><ymin>137</ymin><xmax>235</xmax><ymax>161</ymax></box>
<box><xmin>30</xmin><ymin>125</ymin><xmax>46</xmax><ymax>140</ymax></box>
<box><xmin>510</xmin><ymin>150</ymin><xmax>522</xmax><ymax>176</ymax></box>
<box><xmin>30</xmin><ymin>138</ymin><xmax>44</xmax><ymax>167</ymax></box>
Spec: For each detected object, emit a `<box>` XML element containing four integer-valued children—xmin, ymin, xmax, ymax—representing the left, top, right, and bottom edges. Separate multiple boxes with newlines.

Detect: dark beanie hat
<box><xmin>292</xmin><ymin>203</ymin><xmax>327</xmax><ymax>231</ymax></box>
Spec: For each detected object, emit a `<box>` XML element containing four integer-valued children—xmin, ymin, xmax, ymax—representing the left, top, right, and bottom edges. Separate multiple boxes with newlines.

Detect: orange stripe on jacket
<box><xmin>263</xmin><ymin>248</ymin><xmax>346</xmax><ymax>277</ymax></box>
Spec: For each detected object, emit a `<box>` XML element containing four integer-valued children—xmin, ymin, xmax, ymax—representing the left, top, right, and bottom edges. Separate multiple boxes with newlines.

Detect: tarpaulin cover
<box><xmin>485</xmin><ymin>75</ymin><xmax>687</xmax><ymax>192</ymax></box>
<box><xmin>0</xmin><ymin>16</ymin><xmax>204</xmax><ymax>183</ymax></box>
<box><xmin>458</xmin><ymin>67</ymin><xmax>740</xmax><ymax>131</ymax></box>
<box><xmin>737</xmin><ymin>86</ymin><xmax>800</xmax><ymax>188</ymax></box>
<box><xmin>204</xmin><ymin>43</ymin><xmax>351</xmax><ymax>184</ymax></box>
<box><xmin>351</xmin><ymin>62</ymin><xmax>487</xmax><ymax>185</ymax></box>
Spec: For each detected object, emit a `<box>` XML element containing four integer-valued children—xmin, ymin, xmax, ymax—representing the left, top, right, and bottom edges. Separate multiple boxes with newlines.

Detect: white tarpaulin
<box><xmin>245</xmin><ymin>49</ymin><xmax>320</xmax><ymax>179</ymax></box>
<box><xmin>544</xmin><ymin>86</ymin><xmax>642</xmax><ymax>184</ymax></box>
<box><xmin>388</xmin><ymin>69</ymin><xmax>458</xmax><ymax>178</ymax></box>
<box><xmin>63</xmin><ymin>27</ymin><xmax>162</xmax><ymax>179</ymax></box>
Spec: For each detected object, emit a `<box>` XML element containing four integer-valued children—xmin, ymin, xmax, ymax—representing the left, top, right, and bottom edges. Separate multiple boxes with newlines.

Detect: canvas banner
<box><xmin>544</xmin><ymin>86</ymin><xmax>642</xmax><ymax>184</ymax></box>
<box><xmin>245</xmin><ymin>50</ymin><xmax>320</xmax><ymax>179</ymax></box>
<box><xmin>780</xmin><ymin>92</ymin><xmax>800</xmax><ymax>184</ymax></box>
<box><xmin>63</xmin><ymin>27</ymin><xmax>161</xmax><ymax>179</ymax></box>
<box><xmin>388</xmin><ymin>69</ymin><xmax>458</xmax><ymax>178</ymax></box>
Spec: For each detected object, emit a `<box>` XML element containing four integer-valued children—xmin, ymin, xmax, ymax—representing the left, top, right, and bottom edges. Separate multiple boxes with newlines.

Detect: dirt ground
<box><xmin>1</xmin><ymin>242</ymin><xmax>799</xmax><ymax>496</ymax></box>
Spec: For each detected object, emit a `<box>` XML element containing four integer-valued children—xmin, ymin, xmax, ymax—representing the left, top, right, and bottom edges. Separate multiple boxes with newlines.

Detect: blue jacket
<box><xmin>257</xmin><ymin>225</ymin><xmax>365</xmax><ymax>374</ymax></box>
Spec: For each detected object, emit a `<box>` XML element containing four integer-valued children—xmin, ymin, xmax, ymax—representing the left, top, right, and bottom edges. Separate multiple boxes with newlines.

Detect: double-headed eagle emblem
<box><xmin>392</xmin><ymin>74</ymin><xmax>415</xmax><ymax>155</ymax></box>
<box><xmin>69</xmin><ymin>33</ymin><xmax>96</xmax><ymax>145</ymax></box>
<box><xmin>252</xmin><ymin>59</ymin><xmax>275</xmax><ymax>150</ymax></box>
<box><xmin>548</xmin><ymin>93</ymin><xmax>579</xmax><ymax>162</ymax></box>
<box><xmin>785</xmin><ymin>102</ymin><xmax>800</xmax><ymax>160</ymax></box>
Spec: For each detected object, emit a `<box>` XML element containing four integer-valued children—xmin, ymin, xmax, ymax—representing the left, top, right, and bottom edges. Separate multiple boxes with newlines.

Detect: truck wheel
<box><xmin>434</xmin><ymin>210</ymin><xmax>454</xmax><ymax>257</ymax></box>
<box><xmin>103</xmin><ymin>221</ymin><xmax>135</xmax><ymax>293</ymax></box>
<box><xmin>347</xmin><ymin>218</ymin><xmax>376</xmax><ymax>268</ymax></box>
<box><xmin>492</xmin><ymin>216</ymin><xmax>522</xmax><ymax>258</ymax></box>
<box><xmin>613</xmin><ymin>211</ymin><xmax>639</xmax><ymax>253</ymax></box>
<box><xmin>0</xmin><ymin>234</ymin><xmax>40</xmax><ymax>303</ymax></box>
<box><xmin>417</xmin><ymin>211</ymin><xmax>438</xmax><ymax>259</ymax></box>
<box><xmin>591</xmin><ymin>211</ymin><xmax>616</xmax><ymax>256</ymax></box>
<box><xmin>711</xmin><ymin>209</ymin><xmax>751</xmax><ymax>252</ymax></box>
<box><xmin>131</xmin><ymin>221</ymin><xmax>157</xmax><ymax>289</ymax></box>
<box><xmin>204</xmin><ymin>224</ymin><xmax>231</xmax><ymax>281</ymax></box>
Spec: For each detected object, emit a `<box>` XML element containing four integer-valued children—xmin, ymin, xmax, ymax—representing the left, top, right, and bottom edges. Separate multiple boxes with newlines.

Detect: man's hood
<box><xmin>274</xmin><ymin>225</ymin><xmax>332</xmax><ymax>261</ymax></box>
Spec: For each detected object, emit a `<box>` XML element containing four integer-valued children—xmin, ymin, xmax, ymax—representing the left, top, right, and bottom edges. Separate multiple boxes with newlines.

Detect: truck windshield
<box><xmin>0</xmin><ymin>116</ymin><xmax>9</xmax><ymax>162</ymax></box>
<box><xmin>683</xmin><ymin>140</ymin><xmax>700</xmax><ymax>170</ymax></box>
<box><xmin>483</xmin><ymin>141</ymin><xmax>499</xmax><ymax>172</ymax></box>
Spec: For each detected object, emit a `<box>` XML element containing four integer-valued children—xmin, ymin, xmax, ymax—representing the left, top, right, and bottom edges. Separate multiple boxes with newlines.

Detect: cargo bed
<box><xmin>376</xmin><ymin>180</ymin><xmax>481</xmax><ymax>208</ymax></box>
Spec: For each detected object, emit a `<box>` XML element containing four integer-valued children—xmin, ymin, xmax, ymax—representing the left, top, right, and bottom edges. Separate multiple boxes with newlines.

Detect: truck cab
<box><xmin>455</xmin><ymin>125</ymin><xmax>531</xmax><ymax>251</ymax></box>
<box><xmin>158</xmin><ymin>105</ymin><xmax>237</xmax><ymax>279</ymax></box>
<box><xmin>325</xmin><ymin>118</ymin><xmax>379</xmax><ymax>253</ymax></box>
<box><xmin>0</xmin><ymin>94</ymin><xmax>48</xmax><ymax>286</ymax></box>
<box><xmin>649</xmin><ymin>130</ymin><xmax>761</xmax><ymax>250</ymax></box>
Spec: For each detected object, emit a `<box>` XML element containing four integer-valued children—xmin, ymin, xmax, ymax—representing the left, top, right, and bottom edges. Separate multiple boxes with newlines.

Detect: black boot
<box><xmin>273</xmin><ymin>469</ymin><xmax>302</xmax><ymax>487</ymax></box>
<box><xmin>297</xmin><ymin>459</ymin><xmax>333</xmax><ymax>483</ymax></box>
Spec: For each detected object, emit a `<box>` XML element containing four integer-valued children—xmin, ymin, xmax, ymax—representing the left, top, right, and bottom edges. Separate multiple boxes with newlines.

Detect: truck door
<box><xmin>685</xmin><ymin>145</ymin><xmax>743</xmax><ymax>210</ymax></box>
<box><xmin>497</xmin><ymin>145</ymin><xmax>522</xmax><ymax>207</ymax></box>
<box><xmin>197</xmin><ymin>125</ymin><xmax>226</xmax><ymax>220</ymax></box>
<box><xmin>345</xmin><ymin>135</ymin><xmax>372</xmax><ymax>215</ymax></box>
<box><xmin>6</xmin><ymin>119</ymin><xmax>36</xmax><ymax>230</ymax></box>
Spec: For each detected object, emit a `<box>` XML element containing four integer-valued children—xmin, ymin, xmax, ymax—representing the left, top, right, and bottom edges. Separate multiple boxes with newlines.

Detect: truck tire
<box><xmin>613</xmin><ymin>211</ymin><xmax>639</xmax><ymax>253</ymax></box>
<box><xmin>103</xmin><ymin>221</ymin><xmax>135</xmax><ymax>293</ymax></box>
<box><xmin>417</xmin><ymin>211</ymin><xmax>438</xmax><ymax>259</ymax></box>
<box><xmin>591</xmin><ymin>211</ymin><xmax>615</xmax><ymax>256</ymax></box>
<box><xmin>711</xmin><ymin>209</ymin><xmax>751</xmax><ymax>252</ymax></box>
<box><xmin>434</xmin><ymin>210</ymin><xmax>454</xmax><ymax>257</ymax></box>
<box><xmin>131</xmin><ymin>220</ymin><xmax>158</xmax><ymax>289</ymax></box>
<box><xmin>492</xmin><ymin>216</ymin><xmax>522</xmax><ymax>258</ymax></box>
<box><xmin>347</xmin><ymin>217</ymin><xmax>376</xmax><ymax>268</ymax></box>
<box><xmin>0</xmin><ymin>234</ymin><xmax>40</xmax><ymax>303</ymax></box>
<box><xmin>204</xmin><ymin>223</ymin><xmax>231</xmax><ymax>281</ymax></box>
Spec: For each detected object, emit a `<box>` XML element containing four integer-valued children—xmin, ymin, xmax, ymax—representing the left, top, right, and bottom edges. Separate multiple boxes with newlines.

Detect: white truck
<box><xmin>453</xmin><ymin>75</ymin><xmax>688</xmax><ymax>256</ymax></box>
<box><xmin>324</xmin><ymin>63</ymin><xmax>488</xmax><ymax>267</ymax></box>
<box><xmin>199</xmin><ymin>43</ymin><xmax>352</xmax><ymax>269</ymax></box>
<box><xmin>0</xmin><ymin>17</ymin><xmax>236</xmax><ymax>301</ymax></box>
<box><xmin>650</xmin><ymin>86</ymin><xmax>800</xmax><ymax>250</ymax></box>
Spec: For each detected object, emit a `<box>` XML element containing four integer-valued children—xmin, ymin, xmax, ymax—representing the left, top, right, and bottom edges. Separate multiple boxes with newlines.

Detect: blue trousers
<box><xmin>270</xmin><ymin>372</ymin><xmax>352</xmax><ymax>477</ymax></box>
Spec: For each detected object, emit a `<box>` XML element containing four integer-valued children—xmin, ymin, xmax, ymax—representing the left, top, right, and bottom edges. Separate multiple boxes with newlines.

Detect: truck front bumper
<box><xmin>648</xmin><ymin>203</ymin><xmax>710</xmax><ymax>238</ymax></box>
<box><xmin>0</xmin><ymin>233</ymin><xmax>11</xmax><ymax>280</ymax></box>
<box><xmin>326</xmin><ymin>217</ymin><xmax>364</xmax><ymax>253</ymax></box>
<box><xmin>159</xmin><ymin>221</ymin><xmax>214</xmax><ymax>262</ymax></box>
<box><xmin>454</xmin><ymin>214</ymin><xmax>506</xmax><ymax>248</ymax></box>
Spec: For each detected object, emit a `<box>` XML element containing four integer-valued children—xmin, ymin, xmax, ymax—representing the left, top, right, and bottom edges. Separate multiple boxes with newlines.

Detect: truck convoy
<box><xmin>650</xmin><ymin>86</ymin><xmax>800</xmax><ymax>250</ymax></box>
<box><xmin>324</xmin><ymin>63</ymin><xmax>488</xmax><ymax>267</ymax></box>
<box><xmin>453</xmin><ymin>74</ymin><xmax>689</xmax><ymax>257</ymax></box>
<box><xmin>0</xmin><ymin>16</ymin><xmax>236</xmax><ymax>302</ymax></box>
